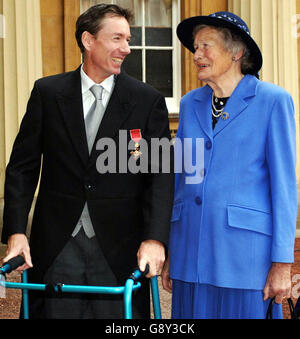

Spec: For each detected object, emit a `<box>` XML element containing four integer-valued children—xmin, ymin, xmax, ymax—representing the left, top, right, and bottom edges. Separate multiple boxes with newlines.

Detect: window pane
<box><xmin>146</xmin><ymin>50</ymin><xmax>173</xmax><ymax>97</ymax></box>
<box><xmin>145</xmin><ymin>0</ymin><xmax>172</xmax><ymax>46</ymax></box>
<box><xmin>130</xmin><ymin>27</ymin><xmax>142</xmax><ymax>46</ymax></box>
<box><xmin>145</xmin><ymin>27</ymin><xmax>172</xmax><ymax>46</ymax></box>
<box><xmin>145</xmin><ymin>0</ymin><xmax>172</xmax><ymax>27</ymax></box>
<box><xmin>122</xmin><ymin>49</ymin><xmax>142</xmax><ymax>81</ymax></box>
<box><xmin>115</xmin><ymin>0</ymin><xmax>142</xmax><ymax>26</ymax></box>
<box><xmin>82</xmin><ymin>0</ymin><xmax>143</xmax><ymax>26</ymax></box>
<box><xmin>81</xmin><ymin>0</ymin><xmax>100</xmax><ymax>12</ymax></box>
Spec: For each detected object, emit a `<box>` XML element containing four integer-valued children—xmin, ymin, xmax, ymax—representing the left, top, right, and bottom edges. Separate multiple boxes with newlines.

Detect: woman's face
<box><xmin>193</xmin><ymin>26</ymin><xmax>234</xmax><ymax>83</ymax></box>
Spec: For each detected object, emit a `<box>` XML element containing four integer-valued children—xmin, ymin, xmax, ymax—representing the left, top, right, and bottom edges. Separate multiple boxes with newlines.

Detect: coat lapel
<box><xmin>56</xmin><ymin>66</ymin><xmax>90</xmax><ymax>166</ymax></box>
<box><xmin>56</xmin><ymin>69</ymin><xmax>136</xmax><ymax>169</ymax></box>
<box><xmin>193</xmin><ymin>85</ymin><xmax>213</xmax><ymax>139</ymax></box>
<box><xmin>213</xmin><ymin>75</ymin><xmax>258</xmax><ymax>137</ymax></box>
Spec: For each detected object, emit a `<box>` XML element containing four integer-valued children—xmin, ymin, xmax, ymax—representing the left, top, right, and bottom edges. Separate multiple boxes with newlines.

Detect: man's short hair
<box><xmin>75</xmin><ymin>3</ymin><xmax>133</xmax><ymax>54</ymax></box>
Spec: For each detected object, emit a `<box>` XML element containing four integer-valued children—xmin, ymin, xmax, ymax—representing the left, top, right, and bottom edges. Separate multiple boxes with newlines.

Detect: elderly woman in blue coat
<box><xmin>162</xmin><ymin>12</ymin><xmax>298</xmax><ymax>319</ymax></box>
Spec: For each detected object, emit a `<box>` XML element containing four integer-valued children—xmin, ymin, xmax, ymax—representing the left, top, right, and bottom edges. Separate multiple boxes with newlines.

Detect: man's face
<box><xmin>85</xmin><ymin>15</ymin><xmax>131</xmax><ymax>80</ymax></box>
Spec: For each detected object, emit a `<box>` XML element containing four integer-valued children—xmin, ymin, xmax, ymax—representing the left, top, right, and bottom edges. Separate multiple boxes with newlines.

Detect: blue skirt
<box><xmin>172</xmin><ymin>280</ymin><xmax>282</xmax><ymax>319</ymax></box>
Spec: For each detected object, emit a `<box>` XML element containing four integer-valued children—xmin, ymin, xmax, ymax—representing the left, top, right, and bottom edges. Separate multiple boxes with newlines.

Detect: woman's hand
<box><xmin>263</xmin><ymin>262</ymin><xmax>292</xmax><ymax>304</ymax></box>
<box><xmin>161</xmin><ymin>256</ymin><xmax>172</xmax><ymax>293</ymax></box>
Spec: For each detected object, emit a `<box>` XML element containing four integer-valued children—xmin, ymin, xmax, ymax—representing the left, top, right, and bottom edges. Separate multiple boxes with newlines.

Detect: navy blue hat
<box><xmin>177</xmin><ymin>11</ymin><xmax>262</xmax><ymax>76</ymax></box>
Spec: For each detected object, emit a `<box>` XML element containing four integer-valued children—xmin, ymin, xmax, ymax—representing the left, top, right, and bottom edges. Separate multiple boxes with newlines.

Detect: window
<box><xmin>81</xmin><ymin>0</ymin><xmax>181</xmax><ymax>113</ymax></box>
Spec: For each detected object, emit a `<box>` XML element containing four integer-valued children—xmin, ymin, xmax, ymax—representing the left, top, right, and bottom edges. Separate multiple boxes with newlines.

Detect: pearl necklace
<box><xmin>211</xmin><ymin>95</ymin><xmax>225</xmax><ymax>118</ymax></box>
<box><xmin>211</xmin><ymin>95</ymin><xmax>230</xmax><ymax>121</ymax></box>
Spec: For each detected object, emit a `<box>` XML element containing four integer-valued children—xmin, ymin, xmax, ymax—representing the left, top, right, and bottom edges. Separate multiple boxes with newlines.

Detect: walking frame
<box><xmin>0</xmin><ymin>255</ymin><xmax>162</xmax><ymax>319</ymax></box>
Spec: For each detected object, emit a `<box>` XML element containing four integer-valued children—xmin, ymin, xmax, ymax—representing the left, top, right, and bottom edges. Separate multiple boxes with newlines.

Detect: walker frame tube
<box><xmin>1</xmin><ymin>257</ymin><xmax>161</xmax><ymax>319</ymax></box>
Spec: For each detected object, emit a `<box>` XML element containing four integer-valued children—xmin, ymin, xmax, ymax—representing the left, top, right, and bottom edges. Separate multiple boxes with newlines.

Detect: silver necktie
<box><xmin>85</xmin><ymin>85</ymin><xmax>105</xmax><ymax>153</ymax></box>
<box><xmin>72</xmin><ymin>85</ymin><xmax>105</xmax><ymax>239</ymax></box>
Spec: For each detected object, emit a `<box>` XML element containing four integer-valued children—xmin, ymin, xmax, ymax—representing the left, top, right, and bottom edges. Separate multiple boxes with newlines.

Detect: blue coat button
<box><xmin>205</xmin><ymin>141</ymin><xmax>212</xmax><ymax>150</ymax></box>
<box><xmin>195</xmin><ymin>197</ymin><xmax>202</xmax><ymax>205</ymax></box>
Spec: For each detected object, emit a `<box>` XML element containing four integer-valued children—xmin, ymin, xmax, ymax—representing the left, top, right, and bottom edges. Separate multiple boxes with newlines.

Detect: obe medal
<box><xmin>130</xmin><ymin>129</ymin><xmax>142</xmax><ymax>159</ymax></box>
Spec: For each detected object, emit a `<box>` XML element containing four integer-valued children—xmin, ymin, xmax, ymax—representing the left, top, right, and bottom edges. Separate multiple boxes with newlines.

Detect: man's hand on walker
<box><xmin>1</xmin><ymin>233</ymin><xmax>33</xmax><ymax>272</ymax></box>
<box><xmin>137</xmin><ymin>240</ymin><xmax>165</xmax><ymax>278</ymax></box>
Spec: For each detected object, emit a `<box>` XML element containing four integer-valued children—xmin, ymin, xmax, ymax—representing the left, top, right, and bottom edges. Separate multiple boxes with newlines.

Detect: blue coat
<box><xmin>169</xmin><ymin>74</ymin><xmax>298</xmax><ymax>290</ymax></box>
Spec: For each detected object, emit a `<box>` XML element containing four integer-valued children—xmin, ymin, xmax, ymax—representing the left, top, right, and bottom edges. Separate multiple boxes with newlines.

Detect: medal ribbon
<box><xmin>130</xmin><ymin>129</ymin><xmax>142</xmax><ymax>143</ymax></box>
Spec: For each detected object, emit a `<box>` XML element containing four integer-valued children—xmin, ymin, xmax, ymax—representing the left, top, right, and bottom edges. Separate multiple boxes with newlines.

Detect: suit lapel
<box><xmin>87</xmin><ymin>72</ymin><xmax>136</xmax><ymax>169</ymax></box>
<box><xmin>56</xmin><ymin>66</ymin><xmax>90</xmax><ymax>166</ymax></box>
<box><xmin>213</xmin><ymin>75</ymin><xmax>258</xmax><ymax>137</ymax></box>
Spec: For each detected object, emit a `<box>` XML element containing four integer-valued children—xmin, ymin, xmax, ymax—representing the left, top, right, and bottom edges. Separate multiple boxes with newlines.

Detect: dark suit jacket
<box><xmin>2</xmin><ymin>66</ymin><xmax>174</xmax><ymax>287</ymax></box>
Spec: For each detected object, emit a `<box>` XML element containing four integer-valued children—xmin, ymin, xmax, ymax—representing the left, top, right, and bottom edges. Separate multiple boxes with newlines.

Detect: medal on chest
<box><xmin>130</xmin><ymin>129</ymin><xmax>142</xmax><ymax>159</ymax></box>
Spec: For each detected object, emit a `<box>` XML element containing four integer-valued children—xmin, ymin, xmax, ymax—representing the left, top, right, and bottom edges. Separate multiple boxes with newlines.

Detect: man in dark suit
<box><xmin>1</xmin><ymin>3</ymin><xmax>173</xmax><ymax>319</ymax></box>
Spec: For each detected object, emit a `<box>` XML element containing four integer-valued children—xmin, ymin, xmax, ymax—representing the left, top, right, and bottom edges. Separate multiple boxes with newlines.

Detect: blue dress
<box><xmin>171</xmin><ymin>280</ymin><xmax>282</xmax><ymax>319</ymax></box>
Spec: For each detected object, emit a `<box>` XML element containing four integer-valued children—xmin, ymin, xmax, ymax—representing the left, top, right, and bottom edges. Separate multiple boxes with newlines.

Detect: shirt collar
<box><xmin>80</xmin><ymin>64</ymin><xmax>115</xmax><ymax>95</ymax></box>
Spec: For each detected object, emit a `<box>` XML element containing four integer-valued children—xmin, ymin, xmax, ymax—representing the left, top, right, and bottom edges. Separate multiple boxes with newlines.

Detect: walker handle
<box><xmin>141</xmin><ymin>264</ymin><xmax>150</xmax><ymax>277</ymax></box>
<box><xmin>1</xmin><ymin>256</ymin><xmax>25</xmax><ymax>274</ymax></box>
<box><xmin>130</xmin><ymin>264</ymin><xmax>150</xmax><ymax>281</ymax></box>
<box><xmin>124</xmin><ymin>264</ymin><xmax>161</xmax><ymax>319</ymax></box>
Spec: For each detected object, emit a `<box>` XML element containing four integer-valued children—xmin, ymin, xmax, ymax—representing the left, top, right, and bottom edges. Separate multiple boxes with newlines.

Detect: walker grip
<box><xmin>1</xmin><ymin>255</ymin><xmax>25</xmax><ymax>274</ymax></box>
<box><xmin>141</xmin><ymin>264</ymin><xmax>150</xmax><ymax>277</ymax></box>
<box><xmin>129</xmin><ymin>264</ymin><xmax>150</xmax><ymax>282</ymax></box>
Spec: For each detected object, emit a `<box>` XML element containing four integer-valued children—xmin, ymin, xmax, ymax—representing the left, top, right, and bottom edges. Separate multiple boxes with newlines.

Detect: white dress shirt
<box><xmin>80</xmin><ymin>64</ymin><xmax>115</xmax><ymax>116</ymax></box>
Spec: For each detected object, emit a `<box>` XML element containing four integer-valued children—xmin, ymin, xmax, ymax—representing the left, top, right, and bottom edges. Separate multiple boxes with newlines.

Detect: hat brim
<box><xmin>177</xmin><ymin>16</ymin><xmax>262</xmax><ymax>75</ymax></box>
